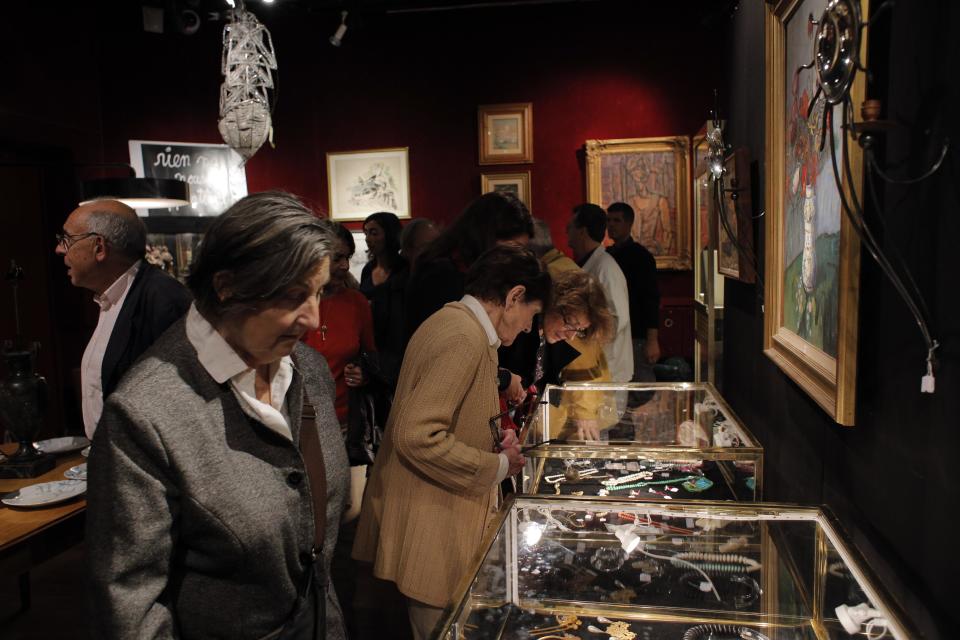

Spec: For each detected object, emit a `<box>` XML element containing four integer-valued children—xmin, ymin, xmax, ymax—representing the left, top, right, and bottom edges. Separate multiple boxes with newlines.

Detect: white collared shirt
<box><xmin>459</xmin><ymin>294</ymin><xmax>509</xmax><ymax>482</ymax></box>
<box><xmin>582</xmin><ymin>245</ymin><xmax>634</xmax><ymax>382</ymax></box>
<box><xmin>81</xmin><ymin>261</ymin><xmax>140</xmax><ymax>439</ymax></box>
<box><xmin>460</xmin><ymin>294</ymin><xmax>501</xmax><ymax>348</ymax></box>
<box><xmin>185</xmin><ymin>304</ymin><xmax>296</xmax><ymax>441</ymax></box>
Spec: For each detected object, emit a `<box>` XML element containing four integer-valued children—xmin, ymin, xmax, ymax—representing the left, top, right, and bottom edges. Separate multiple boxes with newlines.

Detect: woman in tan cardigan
<box><xmin>353</xmin><ymin>245</ymin><xmax>551</xmax><ymax>639</ymax></box>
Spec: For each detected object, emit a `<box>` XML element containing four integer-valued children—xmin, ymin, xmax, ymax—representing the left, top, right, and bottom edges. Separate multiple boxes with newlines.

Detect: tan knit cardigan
<box><xmin>352</xmin><ymin>302</ymin><xmax>502</xmax><ymax>607</ymax></box>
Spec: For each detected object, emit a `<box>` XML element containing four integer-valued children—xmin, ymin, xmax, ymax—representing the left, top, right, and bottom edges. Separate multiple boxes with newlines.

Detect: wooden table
<box><xmin>0</xmin><ymin>444</ymin><xmax>87</xmax><ymax>611</ymax></box>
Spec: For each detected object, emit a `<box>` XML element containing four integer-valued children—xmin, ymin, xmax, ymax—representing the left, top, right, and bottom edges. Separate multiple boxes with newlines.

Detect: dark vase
<box><xmin>0</xmin><ymin>349</ymin><xmax>47</xmax><ymax>461</ymax></box>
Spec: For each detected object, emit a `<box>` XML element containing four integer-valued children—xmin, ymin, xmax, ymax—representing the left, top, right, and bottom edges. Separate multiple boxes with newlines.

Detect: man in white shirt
<box><xmin>55</xmin><ymin>199</ymin><xmax>191</xmax><ymax>439</ymax></box>
<box><xmin>566</xmin><ymin>203</ymin><xmax>634</xmax><ymax>382</ymax></box>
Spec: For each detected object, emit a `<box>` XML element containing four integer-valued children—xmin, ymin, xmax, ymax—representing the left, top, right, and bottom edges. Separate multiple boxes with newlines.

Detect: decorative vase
<box><xmin>0</xmin><ymin>348</ymin><xmax>54</xmax><ymax>478</ymax></box>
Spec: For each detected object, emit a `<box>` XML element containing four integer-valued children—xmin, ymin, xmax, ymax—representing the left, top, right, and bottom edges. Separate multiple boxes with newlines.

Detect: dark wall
<box><xmin>722</xmin><ymin>2</ymin><xmax>959</xmax><ymax>638</ymax></box>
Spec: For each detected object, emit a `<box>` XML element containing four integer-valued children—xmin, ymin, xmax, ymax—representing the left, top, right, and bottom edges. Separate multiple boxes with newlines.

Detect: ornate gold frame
<box><xmin>585</xmin><ymin>136</ymin><xmax>691</xmax><ymax>270</ymax></box>
<box><xmin>763</xmin><ymin>0</ymin><xmax>866</xmax><ymax>425</ymax></box>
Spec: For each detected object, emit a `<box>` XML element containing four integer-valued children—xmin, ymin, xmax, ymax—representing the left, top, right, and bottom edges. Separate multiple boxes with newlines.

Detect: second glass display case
<box><xmin>522</xmin><ymin>383</ymin><xmax>762</xmax><ymax>502</ymax></box>
<box><xmin>437</xmin><ymin>496</ymin><xmax>914</xmax><ymax>640</ymax></box>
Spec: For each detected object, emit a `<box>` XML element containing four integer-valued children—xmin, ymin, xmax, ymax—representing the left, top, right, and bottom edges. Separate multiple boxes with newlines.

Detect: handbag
<box><xmin>345</xmin><ymin>351</ymin><xmax>393</xmax><ymax>466</ymax></box>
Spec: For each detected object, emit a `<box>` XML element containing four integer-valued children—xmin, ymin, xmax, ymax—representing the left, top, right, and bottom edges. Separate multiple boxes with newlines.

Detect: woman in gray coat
<box><xmin>87</xmin><ymin>192</ymin><xmax>349</xmax><ymax>640</ymax></box>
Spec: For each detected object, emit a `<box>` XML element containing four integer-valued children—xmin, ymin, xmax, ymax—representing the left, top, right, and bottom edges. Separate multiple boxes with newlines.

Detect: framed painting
<box><xmin>478</xmin><ymin>103</ymin><xmax>533</xmax><ymax>165</ymax></box>
<box><xmin>585</xmin><ymin>136</ymin><xmax>691</xmax><ymax>270</ymax></box>
<box><xmin>717</xmin><ymin>147</ymin><xmax>756</xmax><ymax>283</ymax></box>
<box><xmin>763</xmin><ymin>0</ymin><xmax>865</xmax><ymax>425</ymax></box>
<box><xmin>481</xmin><ymin>171</ymin><xmax>532</xmax><ymax>211</ymax></box>
<box><xmin>326</xmin><ymin>147</ymin><xmax>411</xmax><ymax>221</ymax></box>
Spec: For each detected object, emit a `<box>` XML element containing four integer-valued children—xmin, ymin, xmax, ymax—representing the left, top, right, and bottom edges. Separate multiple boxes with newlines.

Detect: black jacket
<box><xmin>100</xmin><ymin>261</ymin><xmax>193</xmax><ymax>398</ymax></box>
<box><xmin>607</xmin><ymin>238</ymin><xmax>660</xmax><ymax>337</ymax></box>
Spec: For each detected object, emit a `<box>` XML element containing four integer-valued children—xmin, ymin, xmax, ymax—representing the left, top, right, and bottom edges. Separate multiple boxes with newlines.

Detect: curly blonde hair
<box><xmin>549</xmin><ymin>270</ymin><xmax>613</xmax><ymax>343</ymax></box>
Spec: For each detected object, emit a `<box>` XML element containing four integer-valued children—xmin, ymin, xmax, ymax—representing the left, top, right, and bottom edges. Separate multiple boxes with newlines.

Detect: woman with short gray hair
<box><xmin>87</xmin><ymin>191</ymin><xmax>349</xmax><ymax>640</ymax></box>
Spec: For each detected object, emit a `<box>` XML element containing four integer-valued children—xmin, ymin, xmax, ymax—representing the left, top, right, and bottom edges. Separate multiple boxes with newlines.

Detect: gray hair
<box><xmin>529</xmin><ymin>218</ymin><xmax>555</xmax><ymax>258</ymax></box>
<box><xmin>399</xmin><ymin>218</ymin><xmax>435</xmax><ymax>259</ymax></box>
<box><xmin>187</xmin><ymin>191</ymin><xmax>334</xmax><ymax>321</ymax></box>
<box><xmin>85</xmin><ymin>207</ymin><xmax>147</xmax><ymax>262</ymax></box>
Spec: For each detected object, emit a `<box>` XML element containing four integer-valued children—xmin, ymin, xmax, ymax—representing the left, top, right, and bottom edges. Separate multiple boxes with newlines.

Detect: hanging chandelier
<box><xmin>218</xmin><ymin>4</ymin><xmax>277</xmax><ymax>162</ymax></box>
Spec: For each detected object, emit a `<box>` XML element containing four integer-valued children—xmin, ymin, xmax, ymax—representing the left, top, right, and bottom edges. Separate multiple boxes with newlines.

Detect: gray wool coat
<box><xmin>86</xmin><ymin>318</ymin><xmax>349</xmax><ymax>640</ymax></box>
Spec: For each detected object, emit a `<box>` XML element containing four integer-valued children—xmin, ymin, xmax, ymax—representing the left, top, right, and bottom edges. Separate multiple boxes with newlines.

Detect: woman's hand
<box><xmin>344</xmin><ymin>363</ymin><xmax>365</xmax><ymax>387</ymax></box>
<box><xmin>574</xmin><ymin>419</ymin><xmax>601</xmax><ymax>441</ymax></box>
<box><xmin>499</xmin><ymin>430</ymin><xmax>525</xmax><ymax>477</ymax></box>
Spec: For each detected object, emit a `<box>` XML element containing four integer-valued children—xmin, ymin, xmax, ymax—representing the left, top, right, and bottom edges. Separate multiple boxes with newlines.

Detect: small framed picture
<box><xmin>481</xmin><ymin>171</ymin><xmax>532</xmax><ymax>211</ymax></box>
<box><xmin>478</xmin><ymin>103</ymin><xmax>533</xmax><ymax>165</ymax></box>
<box><xmin>326</xmin><ymin>147</ymin><xmax>411</xmax><ymax>221</ymax></box>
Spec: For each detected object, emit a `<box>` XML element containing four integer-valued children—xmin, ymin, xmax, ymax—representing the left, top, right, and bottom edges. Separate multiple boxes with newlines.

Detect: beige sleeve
<box><xmin>392</xmin><ymin>333</ymin><xmax>501</xmax><ymax>495</ymax></box>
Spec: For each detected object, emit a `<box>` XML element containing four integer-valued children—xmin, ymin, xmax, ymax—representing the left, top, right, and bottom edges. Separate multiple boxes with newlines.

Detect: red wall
<box><xmin>94</xmin><ymin>3</ymin><xmax>724</xmax><ymax>301</ymax></box>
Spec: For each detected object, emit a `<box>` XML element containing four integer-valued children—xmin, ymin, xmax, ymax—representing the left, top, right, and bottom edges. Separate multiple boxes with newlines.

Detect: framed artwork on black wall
<box><xmin>763</xmin><ymin>0</ymin><xmax>866</xmax><ymax>426</ymax></box>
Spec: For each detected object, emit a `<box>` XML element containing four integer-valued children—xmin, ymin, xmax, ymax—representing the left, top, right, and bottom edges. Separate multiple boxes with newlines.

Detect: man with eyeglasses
<box><xmin>56</xmin><ymin>199</ymin><xmax>191</xmax><ymax>440</ymax></box>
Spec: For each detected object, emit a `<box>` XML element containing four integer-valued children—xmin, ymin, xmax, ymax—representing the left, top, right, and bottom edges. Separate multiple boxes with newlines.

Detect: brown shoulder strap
<box><xmin>299</xmin><ymin>400</ymin><xmax>327</xmax><ymax>548</ymax></box>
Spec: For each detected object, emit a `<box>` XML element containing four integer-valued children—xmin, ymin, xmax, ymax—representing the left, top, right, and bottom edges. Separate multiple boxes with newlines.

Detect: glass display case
<box><xmin>437</xmin><ymin>496</ymin><xmax>914</xmax><ymax>640</ymax></box>
<box><xmin>522</xmin><ymin>383</ymin><xmax>761</xmax><ymax>502</ymax></box>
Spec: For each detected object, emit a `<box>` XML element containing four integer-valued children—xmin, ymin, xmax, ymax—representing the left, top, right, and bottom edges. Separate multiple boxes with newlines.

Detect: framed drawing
<box><xmin>326</xmin><ymin>147</ymin><xmax>411</xmax><ymax>221</ymax></box>
<box><xmin>478</xmin><ymin>103</ymin><xmax>533</xmax><ymax>165</ymax></box>
<box><xmin>717</xmin><ymin>147</ymin><xmax>756</xmax><ymax>283</ymax></box>
<box><xmin>763</xmin><ymin>0</ymin><xmax>865</xmax><ymax>425</ymax></box>
<box><xmin>481</xmin><ymin>171</ymin><xmax>532</xmax><ymax>211</ymax></box>
<box><xmin>585</xmin><ymin>136</ymin><xmax>691</xmax><ymax>270</ymax></box>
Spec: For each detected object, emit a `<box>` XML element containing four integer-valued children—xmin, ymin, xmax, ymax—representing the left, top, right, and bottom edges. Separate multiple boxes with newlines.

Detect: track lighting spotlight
<box><xmin>330</xmin><ymin>11</ymin><xmax>348</xmax><ymax>47</ymax></box>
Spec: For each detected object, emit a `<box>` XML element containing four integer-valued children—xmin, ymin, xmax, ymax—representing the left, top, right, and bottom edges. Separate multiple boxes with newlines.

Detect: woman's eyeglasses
<box><xmin>561</xmin><ymin>314</ymin><xmax>588</xmax><ymax>339</ymax></box>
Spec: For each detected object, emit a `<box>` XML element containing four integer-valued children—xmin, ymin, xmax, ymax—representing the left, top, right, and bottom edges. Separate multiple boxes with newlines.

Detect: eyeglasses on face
<box><xmin>561</xmin><ymin>314</ymin><xmax>589</xmax><ymax>339</ymax></box>
<box><xmin>55</xmin><ymin>231</ymin><xmax>100</xmax><ymax>250</ymax></box>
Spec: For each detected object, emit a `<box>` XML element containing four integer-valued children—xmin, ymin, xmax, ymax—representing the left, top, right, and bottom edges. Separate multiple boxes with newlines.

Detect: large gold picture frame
<box><xmin>585</xmin><ymin>136</ymin><xmax>691</xmax><ymax>270</ymax></box>
<box><xmin>763</xmin><ymin>0</ymin><xmax>866</xmax><ymax>425</ymax></box>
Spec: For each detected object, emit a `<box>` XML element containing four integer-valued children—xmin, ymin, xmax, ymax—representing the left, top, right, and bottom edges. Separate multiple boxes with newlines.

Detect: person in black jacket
<box><xmin>606</xmin><ymin>201</ymin><xmax>661</xmax><ymax>381</ymax></box>
<box><xmin>55</xmin><ymin>199</ymin><xmax>191</xmax><ymax>439</ymax></box>
<box><xmin>359</xmin><ymin>211</ymin><xmax>408</xmax><ymax>381</ymax></box>
<box><xmin>404</xmin><ymin>193</ymin><xmax>534</xmax><ymax>404</ymax></box>
<box><xmin>404</xmin><ymin>192</ymin><xmax>534</xmax><ymax>342</ymax></box>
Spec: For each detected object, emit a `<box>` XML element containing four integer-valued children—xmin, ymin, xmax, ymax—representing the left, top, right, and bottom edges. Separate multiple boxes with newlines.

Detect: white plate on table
<box><xmin>64</xmin><ymin>463</ymin><xmax>87</xmax><ymax>481</ymax></box>
<box><xmin>81</xmin><ymin>446</ymin><xmax>91</xmax><ymax>458</ymax></box>
<box><xmin>1</xmin><ymin>480</ymin><xmax>86</xmax><ymax>508</ymax></box>
<box><xmin>33</xmin><ymin>436</ymin><xmax>90</xmax><ymax>455</ymax></box>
